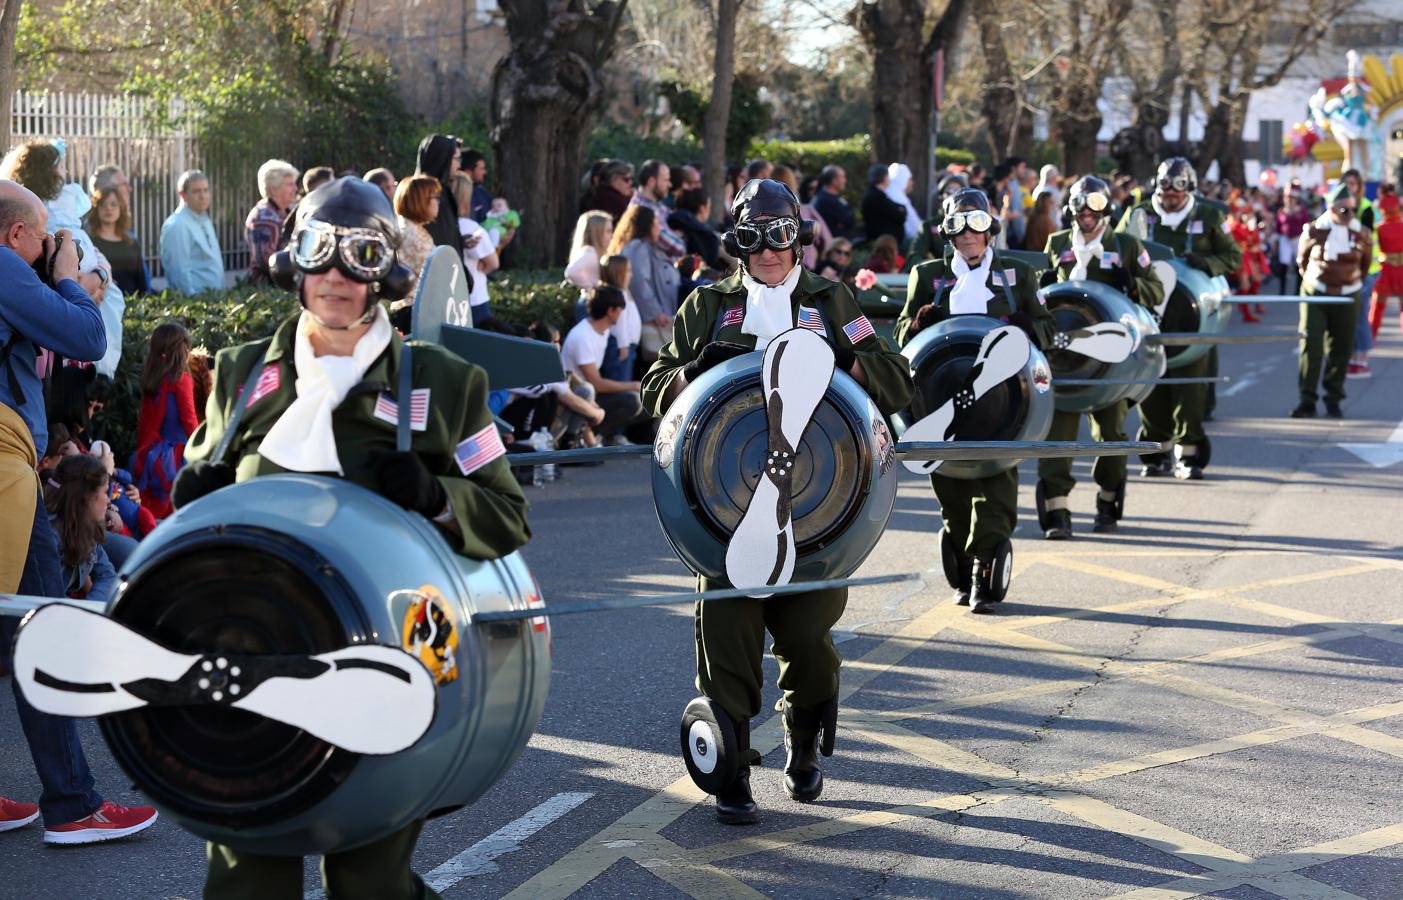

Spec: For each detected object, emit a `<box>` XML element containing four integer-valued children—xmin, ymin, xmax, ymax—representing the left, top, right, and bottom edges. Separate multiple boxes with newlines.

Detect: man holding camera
<box><xmin>0</xmin><ymin>179</ymin><xmax>160</xmax><ymax>843</ymax></box>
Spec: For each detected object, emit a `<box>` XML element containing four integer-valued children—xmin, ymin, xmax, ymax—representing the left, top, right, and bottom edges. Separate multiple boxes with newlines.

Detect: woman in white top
<box><xmin>564</xmin><ymin>210</ymin><xmax>614</xmax><ymax>290</ymax></box>
<box><xmin>451</xmin><ymin>174</ymin><xmax>500</xmax><ymax>325</ymax></box>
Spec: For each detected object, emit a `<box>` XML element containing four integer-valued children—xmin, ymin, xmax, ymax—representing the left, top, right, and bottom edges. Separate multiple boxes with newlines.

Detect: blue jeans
<box><xmin>0</xmin><ymin>491</ymin><xmax>102</xmax><ymax>825</ymax></box>
<box><xmin>470</xmin><ymin>302</ymin><xmax>494</xmax><ymax>326</ymax></box>
<box><xmin>1355</xmin><ymin>273</ymin><xmax>1378</xmax><ymax>354</ymax></box>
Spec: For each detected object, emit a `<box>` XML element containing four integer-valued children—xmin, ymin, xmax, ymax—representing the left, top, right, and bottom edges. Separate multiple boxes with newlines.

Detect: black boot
<box><xmin>952</xmin><ymin>558</ymin><xmax>973</xmax><ymax>606</ymax></box>
<box><xmin>715</xmin><ymin>719</ymin><xmax>758</xmax><ymax>825</ymax></box>
<box><xmin>971</xmin><ymin>559</ymin><xmax>999</xmax><ymax>614</ymax></box>
<box><xmin>1093</xmin><ymin>496</ymin><xmax>1119</xmax><ymax>533</ymax></box>
<box><xmin>783</xmin><ymin>702</ymin><xmax>825</xmax><ymax>802</ymax></box>
<box><xmin>1043</xmin><ymin>508</ymin><xmax>1072</xmax><ymax>540</ymax></box>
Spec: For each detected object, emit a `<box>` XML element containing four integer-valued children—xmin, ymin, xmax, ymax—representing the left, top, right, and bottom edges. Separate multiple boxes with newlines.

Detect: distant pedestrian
<box><xmin>244</xmin><ymin>159</ymin><xmax>298</xmax><ymax>284</ymax></box>
<box><xmin>158</xmin><ymin>170</ymin><xmax>224</xmax><ymax>295</ymax></box>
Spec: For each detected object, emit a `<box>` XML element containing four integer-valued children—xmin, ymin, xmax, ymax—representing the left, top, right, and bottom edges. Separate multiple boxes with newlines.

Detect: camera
<box><xmin>32</xmin><ymin>231</ymin><xmax>84</xmax><ymax>287</ymax></box>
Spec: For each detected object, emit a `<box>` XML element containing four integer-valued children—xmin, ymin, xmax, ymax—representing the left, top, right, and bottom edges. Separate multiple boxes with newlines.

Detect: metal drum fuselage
<box><xmin>1043</xmin><ymin>280</ymin><xmax>1165</xmax><ymax>413</ymax></box>
<box><xmin>1161</xmin><ymin>259</ymin><xmax>1231</xmax><ymax>369</ymax></box>
<box><xmin>652</xmin><ymin>352</ymin><xmax>899</xmax><ymax>585</ymax></box>
<box><xmin>901</xmin><ymin>315</ymin><xmax>1054</xmax><ymax>479</ymax></box>
<box><xmin>101</xmin><ymin>475</ymin><xmax>549</xmax><ymax>856</ymax></box>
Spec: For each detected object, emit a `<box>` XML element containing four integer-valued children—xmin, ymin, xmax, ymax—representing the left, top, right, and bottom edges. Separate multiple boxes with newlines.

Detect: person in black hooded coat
<box><xmin>416</xmin><ymin>134</ymin><xmax>465</xmax><ymax>257</ymax></box>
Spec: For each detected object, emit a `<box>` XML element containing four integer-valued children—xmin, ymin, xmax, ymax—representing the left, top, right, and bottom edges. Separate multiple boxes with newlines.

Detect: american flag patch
<box><xmin>996</xmin><ymin>268</ymin><xmax>1018</xmax><ymax>285</ymax></box>
<box><xmin>720</xmin><ymin>306</ymin><xmax>745</xmax><ymax>328</ymax></box>
<box><xmin>843</xmin><ymin>315</ymin><xmax>875</xmax><ymax>344</ymax></box>
<box><xmin>1221</xmin><ymin>219</ymin><xmax>1233</xmax><ymax>235</ymax></box>
<box><xmin>454</xmin><ymin>423</ymin><xmax>506</xmax><ymax>476</ymax></box>
<box><xmin>1103</xmin><ymin>251</ymin><xmax>1120</xmax><ymax>266</ymax></box>
<box><xmin>1059</xmin><ymin>250</ymin><xmax>1075</xmax><ymax>264</ymax></box>
<box><xmin>1188</xmin><ymin>220</ymin><xmax>1204</xmax><ymax>234</ymax></box>
<box><xmin>373</xmin><ymin>389</ymin><xmax>430</xmax><ymax>431</ymax></box>
<box><xmin>1036</xmin><ymin>289</ymin><xmax>1048</xmax><ymax>306</ymax></box>
<box><xmin>1137</xmin><ymin>249</ymin><xmax>1151</xmax><ymax>267</ymax></box>
<box><xmin>797</xmin><ymin>307</ymin><xmax>824</xmax><ymax>332</ymax></box>
<box><xmin>245</xmin><ymin>365</ymin><xmax>280</xmax><ymax>407</ymax></box>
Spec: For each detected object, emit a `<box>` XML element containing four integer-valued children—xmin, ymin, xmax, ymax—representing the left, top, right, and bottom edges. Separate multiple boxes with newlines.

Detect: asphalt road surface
<box><xmin>4</xmin><ymin>312</ymin><xmax>1403</xmax><ymax>900</ymax></box>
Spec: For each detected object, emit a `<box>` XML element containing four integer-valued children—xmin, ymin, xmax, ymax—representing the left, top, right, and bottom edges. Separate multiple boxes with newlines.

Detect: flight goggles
<box><xmin>291</xmin><ymin>219</ymin><xmax>396</xmax><ymax>282</ymax></box>
<box><xmin>1068</xmin><ymin>191</ymin><xmax>1110</xmax><ymax>214</ymax></box>
<box><xmin>1157</xmin><ymin>175</ymin><xmax>1193</xmax><ymax>192</ymax></box>
<box><xmin>734</xmin><ymin>216</ymin><xmax>801</xmax><ymax>252</ymax></box>
<box><xmin>941</xmin><ymin>209</ymin><xmax>995</xmax><ymax>235</ymax></box>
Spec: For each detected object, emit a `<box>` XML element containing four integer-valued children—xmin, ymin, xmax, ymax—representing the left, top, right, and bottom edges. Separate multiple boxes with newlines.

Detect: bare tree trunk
<box><xmin>702</xmin><ymin>0</ymin><xmax>740</xmax><ymax>222</ymax></box>
<box><xmin>856</xmin><ymin>0</ymin><xmax>967</xmax><ymax>214</ymax></box>
<box><xmin>0</xmin><ymin>0</ymin><xmax>22</xmax><ymax>151</ymax></box>
<box><xmin>971</xmin><ymin>3</ymin><xmax>1029</xmax><ymax>164</ymax></box>
<box><xmin>491</xmin><ymin>0</ymin><xmax>628</xmax><ymax>268</ymax></box>
<box><xmin>322</xmin><ymin>0</ymin><xmax>354</xmax><ymax>65</ymax></box>
<box><xmin>1061</xmin><ymin>117</ymin><xmax>1100</xmax><ymax>176</ymax></box>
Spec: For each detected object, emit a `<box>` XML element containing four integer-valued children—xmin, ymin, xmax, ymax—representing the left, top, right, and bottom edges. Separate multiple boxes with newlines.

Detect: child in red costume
<box><xmin>1228</xmin><ymin>195</ymin><xmax>1267</xmax><ymax>322</ymax></box>
<box><xmin>130</xmin><ymin>323</ymin><xmax>199</xmax><ymax>519</ymax></box>
<box><xmin>1370</xmin><ymin>192</ymin><xmax>1403</xmax><ymax>338</ymax></box>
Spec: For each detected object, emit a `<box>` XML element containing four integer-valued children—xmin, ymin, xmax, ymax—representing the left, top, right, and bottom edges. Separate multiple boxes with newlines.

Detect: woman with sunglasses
<box><xmin>894</xmin><ymin>188</ymin><xmax>1055</xmax><ymax>613</ymax></box>
<box><xmin>1293</xmin><ymin>182</ymin><xmax>1372</xmax><ymax>419</ymax></box>
<box><xmin>1037</xmin><ymin>176</ymin><xmax>1164</xmax><ymax>539</ymax></box>
<box><xmin>171</xmin><ymin>177</ymin><xmax>530</xmax><ymax>898</ymax></box>
<box><xmin>1114</xmin><ymin>156</ymin><xmax>1241</xmax><ymax>480</ymax></box>
<box><xmin>641</xmin><ymin>178</ymin><xmax>912</xmax><ymax>825</ymax></box>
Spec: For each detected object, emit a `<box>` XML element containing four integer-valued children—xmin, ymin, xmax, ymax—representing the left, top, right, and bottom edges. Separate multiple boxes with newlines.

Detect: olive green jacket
<box><xmin>641</xmin><ymin>268</ymin><xmax>913</xmax><ymax>418</ymax></box>
<box><xmin>1044</xmin><ymin>229</ymin><xmax>1164</xmax><ymax>311</ymax></box>
<box><xmin>1114</xmin><ymin>199</ymin><xmax>1242</xmax><ymax>277</ymax></box>
<box><xmin>903</xmin><ymin>215</ymin><xmax>945</xmax><ymax>271</ymax></box>
<box><xmin>893</xmin><ymin>252</ymin><xmax>1056</xmax><ymax>350</ymax></box>
<box><xmin>185</xmin><ymin>315</ymin><xmax>531</xmax><ymax>561</ymax></box>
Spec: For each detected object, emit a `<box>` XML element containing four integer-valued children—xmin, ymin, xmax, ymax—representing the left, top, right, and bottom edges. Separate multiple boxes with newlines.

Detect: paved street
<box><xmin>3</xmin><ymin>313</ymin><xmax>1403</xmax><ymax>899</ymax></box>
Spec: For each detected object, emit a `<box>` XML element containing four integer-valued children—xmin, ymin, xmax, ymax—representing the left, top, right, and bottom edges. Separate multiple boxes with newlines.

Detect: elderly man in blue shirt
<box><xmin>158</xmin><ymin>169</ymin><xmax>224</xmax><ymax>294</ymax></box>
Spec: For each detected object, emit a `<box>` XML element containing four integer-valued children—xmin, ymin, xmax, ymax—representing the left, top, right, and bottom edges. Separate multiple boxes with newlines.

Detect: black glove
<box><xmin>681</xmin><ymin>341</ymin><xmax>751</xmax><ymax>381</ymax></box>
<box><xmin>1114</xmin><ymin>264</ymin><xmax>1136</xmax><ymax>297</ymax></box>
<box><xmin>1007</xmin><ymin>311</ymin><xmax>1033</xmax><ymax>334</ymax></box>
<box><xmin>911</xmin><ymin>303</ymin><xmax>940</xmax><ymax>336</ymax></box>
<box><xmin>1184</xmin><ymin>252</ymin><xmax>1210</xmax><ymax>273</ymax></box>
<box><xmin>369</xmin><ymin>450</ymin><xmax>448</xmax><ymax>518</ymax></box>
<box><xmin>171</xmin><ymin>461</ymin><xmax>235</xmax><ymax>509</ymax></box>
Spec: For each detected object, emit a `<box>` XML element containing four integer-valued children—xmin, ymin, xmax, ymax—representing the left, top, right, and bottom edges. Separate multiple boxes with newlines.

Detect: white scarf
<box><xmin>950</xmin><ymin>247</ymin><xmax>995</xmax><ymax>314</ymax></box>
<box><xmin>741</xmin><ymin>264</ymin><xmax>803</xmax><ymax>349</ymax></box>
<box><xmin>1152</xmin><ymin>193</ymin><xmax>1195</xmax><ymax>231</ymax></box>
<box><xmin>259</xmin><ymin>307</ymin><xmax>393</xmax><ymax>475</ymax></box>
<box><xmin>1069</xmin><ymin>223</ymin><xmax>1106</xmax><ymax>281</ymax></box>
<box><xmin>1315</xmin><ymin>212</ymin><xmax>1358</xmax><ymax>261</ymax></box>
<box><xmin>884</xmin><ymin>164</ymin><xmax>923</xmax><ymax>241</ymax></box>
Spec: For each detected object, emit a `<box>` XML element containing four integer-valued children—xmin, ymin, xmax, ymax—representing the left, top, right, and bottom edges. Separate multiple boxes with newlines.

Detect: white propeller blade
<box><xmin>1052</xmin><ymin>321</ymin><xmax>1136</xmax><ymax>363</ymax></box>
<box><xmin>725</xmin><ymin>328</ymin><xmax>835</xmax><ymax>593</ymax></box>
<box><xmin>13</xmin><ymin>604</ymin><xmax>436</xmax><ymax>755</ymax></box>
<box><xmin>902</xmin><ymin>326</ymin><xmax>1031</xmax><ymax>476</ymax></box>
<box><xmin>1151</xmin><ymin>261</ymin><xmax>1177</xmax><ymax>317</ymax></box>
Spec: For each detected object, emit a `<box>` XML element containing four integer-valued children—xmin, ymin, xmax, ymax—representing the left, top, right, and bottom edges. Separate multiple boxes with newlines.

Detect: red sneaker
<box><xmin>0</xmin><ymin>797</ymin><xmax>39</xmax><ymax>833</ymax></box>
<box><xmin>43</xmin><ymin>801</ymin><xmax>158</xmax><ymax>845</ymax></box>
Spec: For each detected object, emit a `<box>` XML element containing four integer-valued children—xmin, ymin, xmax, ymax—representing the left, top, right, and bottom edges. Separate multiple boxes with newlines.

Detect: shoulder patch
<box><xmin>1137</xmin><ymin>248</ymin><xmax>1151</xmax><ymax>268</ymax></box>
<box><xmin>797</xmin><ymin>307</ymin><xmax>824</xmax><ymax>332</ymax></box>
<box><xmin>720</xmin><ymin>306</ymin><xmax>745</xmax><ymax>328</ymax></box>
<box><xmin>1221</xmin><ymin>219</ymin><xmax>1233</xmax><ymax>235</ymax></box>
<box><xmin>374</xmin><ymin>388</ymin><xmax>430</xmax><ymax>431</ymax></box>
<box><xmin>454</xmin><ymin>422</ymin><xmax>506</xmax><ymax>476</ymax></box>
<box><xmin>843</xmin><ymin>315</ymin><xmax>876</xmax><ymax>343</ymax></box>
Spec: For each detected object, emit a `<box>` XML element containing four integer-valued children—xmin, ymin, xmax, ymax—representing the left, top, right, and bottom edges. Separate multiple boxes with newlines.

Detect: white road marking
<box><xmin>1340</xmin><ymin>415</ymin><xmax>1403</xmax><ymax>468</ymax></box>
<box><xmin>302</xmin><ymin>791</ymin><xmax>593</xmax><ymax>899</ymax></box>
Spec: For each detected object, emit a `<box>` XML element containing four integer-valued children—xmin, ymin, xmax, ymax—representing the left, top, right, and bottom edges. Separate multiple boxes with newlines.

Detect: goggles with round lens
<box><xmin>1157</xmin><ymin>176</ymin><xmax>1193</xmax><ymax>192</ymax></box>
<box><xmin>291</xmin><ymin>219</ymin><xmax>396</xmax><ymax>282</ymax></box>
<box><xmin>941</xmin><ymin>209</ymin><xmax>994</xmax><ymax>235</ymax></box>
<box><xmin>734</xmin><ymin>217</ymin><xmax>801</xmax><ymax>253</ymax></box>
<box><xmin>1069</xmin><ymin>192</ymin><xmax>1110</xmax><ymax>214</ymax></box>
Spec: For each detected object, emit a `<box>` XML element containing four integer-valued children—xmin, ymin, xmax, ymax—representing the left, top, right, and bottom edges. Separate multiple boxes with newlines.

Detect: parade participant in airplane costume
<box><xmin>894</xmin><ymin>188</ymin><xmax>1056</xmax><ymax>613</ymax></box>
<box><xmin>1038</xmin><ymin>175</ymin><xmax>1164</xmax><ymax>537</ymax></box>
<box><xmin>173</xmin><ymin>176</ymin><xmax>530</xmax><ymax>899</ymax></box>
<box><xmin>1116</xmin><ymin>157</ymin><xmax>1240</xmax><ymax>480</ymax></box>
<box><xmin>641</xmin><ymin>179</ymin><xmax>914</xmax><ymax>824</ymax></box>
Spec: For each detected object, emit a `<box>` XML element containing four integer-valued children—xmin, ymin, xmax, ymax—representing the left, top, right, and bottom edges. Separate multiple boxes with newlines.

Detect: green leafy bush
<box><xmin>487</xmin><ymin>270</ymin><xmax>581</xmax><ymax>332</ymax></box>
